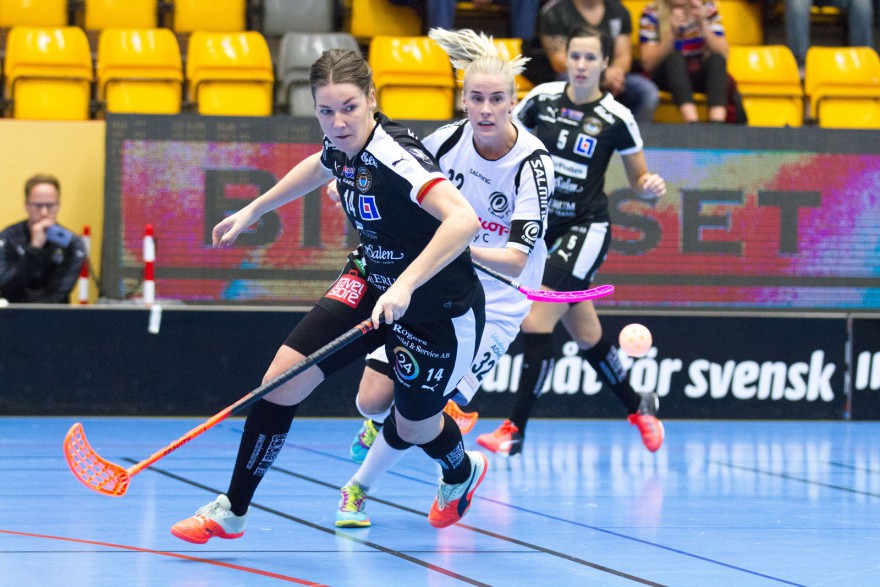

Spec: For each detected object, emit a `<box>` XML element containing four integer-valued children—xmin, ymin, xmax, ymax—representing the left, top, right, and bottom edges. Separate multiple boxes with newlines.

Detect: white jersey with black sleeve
<box><xmin>514</xmin><ymin>82</ymin><xmax>643</xmax><ymax>234</ymax></box>
<box><xmin>422</xmin><ymin>119</ymin><xmax>553</xmax><ymax>322</ymax></box>
<box><xmin>321</xmin><ymin>112</ymin><xmax>482</xmax><ymax>321</ymax></box>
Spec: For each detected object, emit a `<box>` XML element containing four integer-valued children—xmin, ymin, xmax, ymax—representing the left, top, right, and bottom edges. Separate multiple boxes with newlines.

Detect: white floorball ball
<box><xmin>619</xmin><ymin>323</ymin><xmax>652</xmax><ymax>357</ymax></box>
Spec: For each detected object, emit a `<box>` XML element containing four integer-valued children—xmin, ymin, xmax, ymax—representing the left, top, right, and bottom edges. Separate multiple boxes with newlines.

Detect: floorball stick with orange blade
<box><xmin>63</xmin><ymin>317</ymin><xmax>378</xmax><ymax>497</ymax></box>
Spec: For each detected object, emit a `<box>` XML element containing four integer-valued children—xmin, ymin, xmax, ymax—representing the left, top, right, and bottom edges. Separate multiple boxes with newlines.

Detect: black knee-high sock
<box><xmin>509</xmin><ymin>332</ymin><xmax>555</xmax><ymax>433</ymax></box>
<box><xmin>581</xmin><ymin>336</ymin><xmax>641</xmax><ymax>414</ymax></box>
<box><xmin>419</xmin><ymin>412</ymin><xmax>471</xmax><ymax>484</ymax></box>
<box><xmin>380</xmin><ymin>409</ymin><xmax>413</xmax><ymax>451</ymax></box>
<box><xmin>226</xmin><ymin>399</ymin><xmax>298</xmax><ymax>516</ymax></box>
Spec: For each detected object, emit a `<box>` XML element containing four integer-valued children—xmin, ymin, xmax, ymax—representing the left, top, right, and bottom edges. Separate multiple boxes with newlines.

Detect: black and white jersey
<box><xmin>321</xmin><ymin>112</ymin><xmax>480</xmax><ymax>320</ymax></box>
<box><xmin>514</xmin><ymin>81</ymin><xmax>643</xmax><ymax>233</ymax></box>
<box><xmin>422</xmin><ymin>119</ymin><xmax>552</xmax><ymax>317</ymax></box>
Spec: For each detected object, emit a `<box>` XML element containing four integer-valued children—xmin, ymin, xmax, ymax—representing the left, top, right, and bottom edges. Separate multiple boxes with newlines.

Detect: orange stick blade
<box><xmin>443</xmin><ymin>400</ymin><xmax>479</xmax><ymax>435</ymax></box>
<box><xmin>63</xmin><ymin>423</ymin><xmax>131</xmax><ymax>497</ymax></box>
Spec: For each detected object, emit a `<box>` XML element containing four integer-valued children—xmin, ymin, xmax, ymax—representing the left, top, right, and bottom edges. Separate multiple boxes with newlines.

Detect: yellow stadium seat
<box><xmin>727</xmin><ymin>45</ymin><xmax>803</xmax><ymax>127</ymax></box>
<box><xmin>3</xmin><ymin>26</ymin><xmax>93</xmax><ymax>120</ymax></box>
<box><xmin>621</xmin><ymin>0</ymin><xmax>651</xmax><ymax>57</ymax></box>
<box><xmin>277</xmin><ymin>31</ymin><xmax>360</xmax><ymax>115</ymax></box>
<box><xmin>349</xmin><ymin>0</ymin><xmax>421</xmax><ymax>42</ymax></box>
<box><xmin>0</xmin><ymin>0</ymin><xmax>67</xmax><ymax>27</ymax></box>
<box><xmin>493</xmin><ymin>38</ymin><xmax>534</xmax><ymax>101</ymax></box>
<box><xmin>369</xmin><ymin>36</ymin><xmax>455</xmax><ymax>120</ymax></box>
<box><xmin>653</xmin><ymin>91</ymin><xmax>708</xmax><ymax>123</ymax></box>
<box><xmin>186</xmin><ymin>31</ymin><xmax>274</xmax><ymax>116</ymax></box>
<box><xmin>805</xmin><ymin>46</ymin><xmax>880</xmax><ymax>129</ymax></box>
<box><xmin>173</xmin><ymin>0</ymin><xmax>246</xmax><ymax>32</ymax></box>
<box><xmin>97</xmin><ymin>28</ymin><xmax>183</xmax><ymax>115</ymax></box>
<box><xmin>85</xmin><ymin>0</ymin><xmax>158</xmax><ymax>30</ymax></box>
<box><xmin>716</xmin><ymin>0</ymin><xmax>764</xmax><ymax>46</ymax></box>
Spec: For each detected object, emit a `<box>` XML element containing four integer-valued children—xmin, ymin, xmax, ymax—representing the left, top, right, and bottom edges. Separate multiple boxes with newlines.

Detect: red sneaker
<box><xmin>170</xmin><ymin>494</ymin><xmax>247</xmax><ymax>544</ymax></box>
<box><xmin>428</xmin><ymin>451</ymin><xmax>487</xmax><ymax>528</ymax></box>
<box><xmin>475</xmin><ymin>419</ymin><xmax>523</xmax><ymax>456</ymax></box>
<box><xmin>628</xmin><ymin>393</ymin><xmax>665</xmax><ymax>452</ymax></box>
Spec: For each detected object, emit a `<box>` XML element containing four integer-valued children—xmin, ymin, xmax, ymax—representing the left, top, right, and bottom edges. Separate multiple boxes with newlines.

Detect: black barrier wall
<box><xmin>851</xmin><ymin>315</ymin><xmax>880</xmax><ymax>420</ymax></box>
<box><xmin>2</xmin><ymin>307</ymin><xmax>874</xmax><ymax>420</ymax></box>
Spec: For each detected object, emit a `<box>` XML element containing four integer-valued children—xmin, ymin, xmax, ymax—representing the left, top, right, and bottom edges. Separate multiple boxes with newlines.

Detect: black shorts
<box><xmin>542</xmin><ymin>221</ymin><xmax>611</xmax><ymax>294</ymax></box>
<box><xmin>284</xmin><ymin>258</ymin><xmax>485</xmax><ymax>421</ymax></box>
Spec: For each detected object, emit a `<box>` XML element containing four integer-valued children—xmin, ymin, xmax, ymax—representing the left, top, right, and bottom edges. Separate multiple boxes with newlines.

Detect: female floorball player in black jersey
<box><xmin>332</xmin><ymin>28</ymin><xmax>553</xmax><ymax>528</ymax></box>
<box><xmin>170</xmin><ymin>48</ymin><xmax>487</xmax><ymax>543</ymax></box>
<box><xmin>477</xmin><ymin>25</ymin><xmax>668</xmax><ymax>457</ymax></box>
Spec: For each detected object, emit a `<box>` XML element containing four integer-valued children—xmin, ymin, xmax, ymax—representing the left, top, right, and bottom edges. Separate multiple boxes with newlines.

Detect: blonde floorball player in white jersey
<box><xmin>334</xmin><ymin>28</ymin><xmax>554</xmax><ymax>528</ymax></box>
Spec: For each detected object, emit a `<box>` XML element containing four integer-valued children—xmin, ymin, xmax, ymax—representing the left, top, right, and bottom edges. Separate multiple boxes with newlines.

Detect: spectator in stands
<box><xmin>420</xmin><ymin>0</ymin><xmax>543</xmax><ymax>40</ymax></box>
<box><xmin>639</xmin><ymin>0</ymin><xmax>732</xmax><ymax>123</ymax></box>
<box><xmin>0</xmin><ymin>174</ymin><xmax>85</xmax><ymax>303</ymax></box>
<box><xmin>785</xmin><ymin>0</ymin><xmax>875</xmax><ymax>75</ymax></box>
<box><xmin>539</xmin><ymin>0</ymin><xmax>660</xmax><ymax>121</ymax></box>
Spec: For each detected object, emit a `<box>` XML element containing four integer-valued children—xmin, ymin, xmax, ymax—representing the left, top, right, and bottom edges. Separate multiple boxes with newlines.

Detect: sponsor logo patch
<box><xmin>359</xmin><ymin>194</ymin><xmax>381</xmax><ymax>220</ymax></box>
<box><xmin>574</xmin><ymin>134</ymin><xmax>597</xmax><ymax>158</ymax></box>
<box><xmin>324</xmin><ymin>270</ymin><xmax>367</xmax><ymax>308</ymax></box>
<box><xmin>560</xmin><ymin>107</ymin><xmax>584</xmax><ymax>122</ymax></box>
<box><xmin>489</xmin><ymin>192</ymin><xmax>509</xmax><ymax>216</ymax></box>
<box><xmin>394</xmin><ymin>346</ymin><xmax>420</xmax><ymax>382</ymax></box>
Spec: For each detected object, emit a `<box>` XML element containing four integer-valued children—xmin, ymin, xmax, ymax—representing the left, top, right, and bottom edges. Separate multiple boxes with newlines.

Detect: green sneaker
<box><xmin>335</xmin><ymin>481</ymin><xmax>371</xmax><ymax>528</ymax></box>
<box><xmin>350</xmin><ymin>420</ymin><xmax>378</xmax><ymax>464</ymax></box>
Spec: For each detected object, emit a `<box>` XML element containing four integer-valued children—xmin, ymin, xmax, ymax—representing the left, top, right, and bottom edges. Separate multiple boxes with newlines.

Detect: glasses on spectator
<box><xmin>27</xmin><ymin>202</ymin><xmax>60</xmax><ymax>211</ymax></box>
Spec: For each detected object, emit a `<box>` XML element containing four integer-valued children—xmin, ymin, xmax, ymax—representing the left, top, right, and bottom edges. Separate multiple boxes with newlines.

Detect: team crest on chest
<box><xmin>583</xmin><ymin>117</ymin><xmax>603</xmax><ymax>136</ymax></box>
<box><xmin>356</xmin><ymin>167</ymin><xmax>373</xmax><ymax>192</ymax></box>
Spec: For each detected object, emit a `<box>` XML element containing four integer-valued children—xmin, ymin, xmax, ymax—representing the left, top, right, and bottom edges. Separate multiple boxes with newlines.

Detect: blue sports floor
<box><xmin>1</xmin><ymin>417</ymin><xmax>879</xmax><ymax>586</ymax></box>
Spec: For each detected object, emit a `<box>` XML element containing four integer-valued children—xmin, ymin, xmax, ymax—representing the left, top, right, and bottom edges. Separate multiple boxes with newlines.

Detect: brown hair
<box><xmin>309</xmin><ymin>48</ymin><xmax>374</xmax><ymax>101</ymax></box>
<box><xmin>566</xmin><ymin>25</ymin><xmax>612</xmax><ymax>60</ymax></box>
<box><xmin>24</xmin><ymin>174</ymin><xmax>61</xmax><ymax>201</ymax></box>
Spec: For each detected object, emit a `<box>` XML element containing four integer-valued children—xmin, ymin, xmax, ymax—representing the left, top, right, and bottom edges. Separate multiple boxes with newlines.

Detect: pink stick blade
<box><xmin>523</xmin><ymin>284</ymin><xmax>614</xmax><ymax>303</ymax></box>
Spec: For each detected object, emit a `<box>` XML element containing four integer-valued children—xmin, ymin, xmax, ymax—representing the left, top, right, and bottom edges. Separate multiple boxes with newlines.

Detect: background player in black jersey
<box><xmin>171</xmin><ymin>48</ymin><xmax>488</xmax><ymax>542</ymax></box>
<box><xmin>477</xmin><ymin>26</ymin><xmax>667</xmax><ymax>457</ymax></box>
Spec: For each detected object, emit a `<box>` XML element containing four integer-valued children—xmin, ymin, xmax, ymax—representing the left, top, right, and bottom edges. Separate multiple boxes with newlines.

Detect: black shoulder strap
<box><xmin>433</xmin><ymin>121</ymin><xmax>468</xmax><ymax>162</ymax></box>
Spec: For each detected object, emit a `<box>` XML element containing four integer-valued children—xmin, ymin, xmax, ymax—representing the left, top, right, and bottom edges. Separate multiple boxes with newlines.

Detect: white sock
<box><xmin>349</xmin><ymin>432</ymin><xmax>408</xmax><ymax>491</ymax></box>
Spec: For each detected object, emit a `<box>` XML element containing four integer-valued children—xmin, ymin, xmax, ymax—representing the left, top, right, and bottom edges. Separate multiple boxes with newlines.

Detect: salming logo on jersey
<box><xmin>528</xmin><ymin>156</ymin><xmax>550</xmax><ymax>215</ymax></box>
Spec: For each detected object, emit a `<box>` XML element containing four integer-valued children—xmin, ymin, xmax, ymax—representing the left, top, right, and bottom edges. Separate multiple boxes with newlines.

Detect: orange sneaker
<box><xmin>443</xmin><ymin>400</ymin><xmax>479</xmax><ymax>434</ymax></box>
<box><xmin>475</xmin><ymin>419</ymin><xmax>523</xmax><ymax>457</ymax></box>
<box><xmin>170</xmin><ymin>494</ymin><xmax>247</xmax><ymax>544</ymax></box>
<box><xmin>628</xmin><ymin>393</ymin><xmax>665</xmax><ymax>452</ymax></box>
<box><xmin>428</xmin><ymin>451</ymin><xmax>487</xmax><ymax>528</ymax></box>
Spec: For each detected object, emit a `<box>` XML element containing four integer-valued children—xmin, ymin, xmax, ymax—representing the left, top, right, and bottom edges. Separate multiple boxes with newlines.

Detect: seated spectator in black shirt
<box><xmin>0</xmin><ymin>174</ymin><xmax>85</xmax><ymax>303</ymax></box>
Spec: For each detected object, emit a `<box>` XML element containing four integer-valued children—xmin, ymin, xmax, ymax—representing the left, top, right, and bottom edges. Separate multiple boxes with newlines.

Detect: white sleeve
<box><xmin>508</xmin><ymin>150</ymin><xmax>553</xmax><ymax>253</ymax></box>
